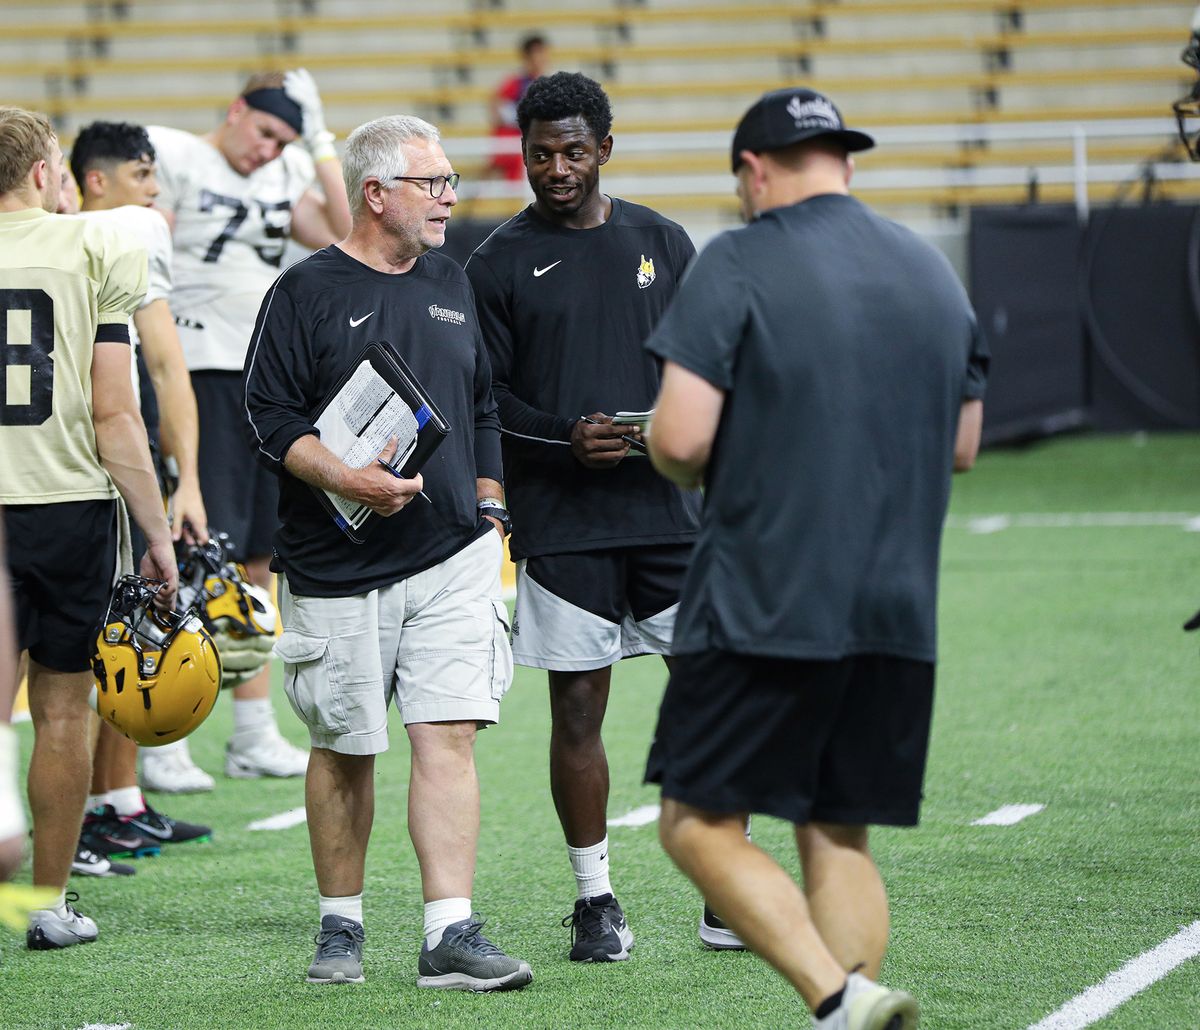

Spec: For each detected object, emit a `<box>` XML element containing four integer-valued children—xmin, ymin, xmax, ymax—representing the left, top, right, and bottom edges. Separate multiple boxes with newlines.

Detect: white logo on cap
<box><xmin>786</xmin><ymin>95</ymin><xmax>840</xmax><ymax>131</ymax></box>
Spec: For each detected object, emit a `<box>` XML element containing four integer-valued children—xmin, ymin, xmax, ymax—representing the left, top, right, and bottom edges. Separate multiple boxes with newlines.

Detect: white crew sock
<box><xmin>319</xmin><ymin>893</ymin><xmax>363</xmax><ymax>925</ymax></box>
<box><xmin>38</xmin><ymin>890</ymin><xmax>66</xmax><ymax>917</ymax></box>
<box><xmin>231</xmin><ymin>697</ymin><xmax>276</xmax><ymax>742</ymax></box>
<box><xmin>0</xmin><ymin>724</ymin><xmax>25</xmax><ymax>841</ymax></box>
<box><xmin>147</xmin><ymin>738</ymin><xmax>188</xmax><ymax>758</ymax></box>
<box><xmin>568</xmin><ymin>836</ymin><xmax>613</xmax><ymax>900</ymax></box>
<box><xmin>108</xmin><ymin>786</ymin><xmax>145</xmax><ymax>817</ymax></box>
<box><xmin>424</xmin><ymin>897</ymin><xmax>471</xmax><ymax>949</ymax></box>
<box><xmin>85</xmin><ymin>793</ymin><xmax>107</xmax><ymax>812</ymax></box>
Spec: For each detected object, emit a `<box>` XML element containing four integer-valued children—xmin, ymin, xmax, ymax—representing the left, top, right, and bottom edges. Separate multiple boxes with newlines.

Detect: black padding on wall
<box><xmin>1082</xmin><ymin>205</ymin><xmax>1200</xmax><ymax>430</ymax></box>
<box><xmin>969</xmin><ymin>205</ymin><xmax>1087</xmax><ymax>444</ymax></box>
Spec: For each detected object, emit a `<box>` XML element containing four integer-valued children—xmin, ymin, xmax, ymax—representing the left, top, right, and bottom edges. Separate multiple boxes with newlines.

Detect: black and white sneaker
<box><xmin>71</xmin><ymin>843</ymin><xmax>135</xmax><ymax>878</ymax></box>
<box><xmin>417</xmin><ymin>915</ymin><xmax>533</xmax><ymax>991</ymax></box>
<box><xmin>699</xmin><ymin>905</ymin><xmax>747</xmax><ymax>950</ymax></box>
<box><xmin>121</xmin><ymin>803</ymin><xmax>212</xmax><ymax>846</ymax></box>
<box><xmin>563</xmin><ymin>893</ymin><xmax>634</xmax><ymax>962</ymax></box>
<box><xmin>27</xmin><ymin>892</ymin><xmax>99</xmax><ymax>950</ymax></box>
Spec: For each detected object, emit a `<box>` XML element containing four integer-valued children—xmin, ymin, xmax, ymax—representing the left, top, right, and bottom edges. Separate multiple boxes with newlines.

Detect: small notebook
<box><xmin>310</xmin><ymin>342</ymin><xmax>450</xmax><ymax>543</ymax></box>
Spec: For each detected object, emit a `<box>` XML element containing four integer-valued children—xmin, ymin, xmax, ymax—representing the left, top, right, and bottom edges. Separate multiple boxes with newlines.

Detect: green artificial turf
<box><xmin>2</xmin><ymin>432</ymin><xmax>1197</xmax><ymax>1029</ymax></box>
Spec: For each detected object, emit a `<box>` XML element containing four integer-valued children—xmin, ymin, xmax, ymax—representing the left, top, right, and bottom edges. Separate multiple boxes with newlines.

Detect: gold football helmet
<box><xmin>90</xmin><ymin>576</ymin><xmax>222</xmax><ymax>746</ymax></box>
<box><xmin>176</xmin><ymin>534</ymin><xmax>277</xmax><ymax>688</ymax></box>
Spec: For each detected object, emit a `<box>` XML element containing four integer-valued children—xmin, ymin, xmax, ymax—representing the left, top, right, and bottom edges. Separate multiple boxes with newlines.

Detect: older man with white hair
<box><xmin>243</xmin><ymin>115</ymin><xmax>529</xmax><ymax>992</ymax></box>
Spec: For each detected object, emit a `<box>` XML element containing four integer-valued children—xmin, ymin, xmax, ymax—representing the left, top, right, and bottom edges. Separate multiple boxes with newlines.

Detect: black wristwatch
<box><xmin>478</xmin><ymin>498</ymin><xmax>511</xmax><ymax>537</ymax></box>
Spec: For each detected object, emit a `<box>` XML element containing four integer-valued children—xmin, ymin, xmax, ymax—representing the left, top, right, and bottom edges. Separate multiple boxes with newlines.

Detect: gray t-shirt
<box><xmin>644</xmin><ymin>193</ymin><xmax>988</xmax><ymax>663</ymax></box>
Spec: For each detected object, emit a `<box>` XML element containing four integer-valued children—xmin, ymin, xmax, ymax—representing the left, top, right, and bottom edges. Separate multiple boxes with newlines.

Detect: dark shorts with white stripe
<box><xmin>4</xmin><ymin>499</ymin><xmax>118</xmax><ymax>672</ymax></box>
<box><xmin>192</xmin><ymin>370</ymin><xmax>279</xmax><ymax>562</ymax></box>
<box><xmin>646</xmin><ymin>649</ymin><xmax>935</xmax><ymax>827</ymax></box>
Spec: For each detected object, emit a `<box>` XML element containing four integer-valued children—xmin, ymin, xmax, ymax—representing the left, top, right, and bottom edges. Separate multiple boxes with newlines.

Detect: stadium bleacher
<box><xmin>3</xmin><ymin>0</ymin><xmax>1196</xmax><ymax>231</ymax></box>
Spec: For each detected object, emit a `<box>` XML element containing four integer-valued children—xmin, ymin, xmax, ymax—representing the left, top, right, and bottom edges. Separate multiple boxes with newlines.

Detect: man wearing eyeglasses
<box><xmin>144</xmin><ymin>70</ymin><xmax>352</xmax><ymax>790</ymax></box>
<box><xmin>243</xmin><ymin>115</ymin><xmax>530</xmax><ymax>992</ymax></box>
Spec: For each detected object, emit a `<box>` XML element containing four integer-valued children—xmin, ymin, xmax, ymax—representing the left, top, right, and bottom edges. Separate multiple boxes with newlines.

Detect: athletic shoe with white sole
<box><xmin>71</xmin><ymin>843</ymin><xmax>135</xmax><ymax>878</ymax></box>
<box><xmin>563</xmin><ymin>893</ymin><xmax>634</xmax><ymax>962</ymax></box>
<box><xmin>122</xmin><ymin>803</ymin><xmax>212</xmax><ymax>846</ymax></box>
<box><xmin>813</xmin><ymin>972</ymin><xmax>919</xmax><ymax>1030</ymax></box>
<box><xmin>699</xmin><ymin>905</ymin><xmax>747</xmax><ymax>950</ymax></box>
<box><xmin>140</xmin><ymin>740</ymin><xmax>215</xmax><ymax>794</ymax></box>
<box><xmin>417</xmin><ymin>915</ymin><xmax>533</xmax><ymax>991</ymax></box>
<box><xmin>307</xmin><ymin>915</ymin><xmax>365</xmax><ymax>984</ymax></box>
<box><xmin>225</xmin><ymin>730</ymin><xmax>309</xmax><ymax>779</ymax></box>
<box><xmin>80</xmin><ymin>804</ymin><xmax>161</xmax><ymax>859</ymax></box>
<box><xmin>26</xmin><ymin>892</ymin><xmax>99</xmax><ymax>950</ymax></box>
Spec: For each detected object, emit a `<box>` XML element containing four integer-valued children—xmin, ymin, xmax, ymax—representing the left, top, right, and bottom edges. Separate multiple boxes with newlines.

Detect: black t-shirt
<box><xmin>465</xmin><ymin>198</ymin><xmax>702</xmax><ymax>560</ymax></box>
<box><xmin>242</xmin><ymin>245</ymin><xmax>502</xmax><ymax>597</ymax></box>
<box><xmin>644</xmin><ymin>194</ymin><xmax>990</xmax><ymax>663</ymax></box>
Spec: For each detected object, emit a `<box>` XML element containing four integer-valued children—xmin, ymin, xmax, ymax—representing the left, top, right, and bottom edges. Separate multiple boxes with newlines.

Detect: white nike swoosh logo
<box><xmin>533</xmin><ymin>261</ymin><xmax>562</xmax><ymax>277</ymax></box>
<box><xmin>349</xmin><ymin>312</ymin><xmax>374</xmax><ymax>327</ymax></box>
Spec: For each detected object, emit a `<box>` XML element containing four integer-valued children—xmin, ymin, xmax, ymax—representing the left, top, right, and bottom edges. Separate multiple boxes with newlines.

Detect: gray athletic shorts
<box><xmin>276</xmin><ymin>531</ymin><xmax>512</xmax><ymax>755</ymax></box>
<box><xmin>511</xmin><ymin>545</ymin><xmax>690</xmax><ymax>672</ymax></box>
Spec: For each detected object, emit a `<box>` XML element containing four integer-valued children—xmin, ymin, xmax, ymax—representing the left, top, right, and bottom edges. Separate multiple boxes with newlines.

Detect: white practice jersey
<box><xmin>149</xmin><ymin>125</ymin><xmax>315</xmax><ymax>371</ymax></box>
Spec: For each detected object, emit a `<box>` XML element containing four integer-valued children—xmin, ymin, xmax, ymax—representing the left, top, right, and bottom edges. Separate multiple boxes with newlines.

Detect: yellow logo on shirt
<box><xmin>636</xmin><ymin>255</ymin><xmax>656</xmax><ymax>289</ymax></box>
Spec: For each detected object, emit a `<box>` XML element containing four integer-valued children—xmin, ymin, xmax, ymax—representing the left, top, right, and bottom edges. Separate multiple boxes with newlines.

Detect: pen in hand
<box><xmin>376</xmin><ymin>458</ymin><xmax>433</xmax><ymax>504</ymax></box>
<box><xmin>578</xmin><ymin>414</ymin><xmax>648</xmax><ymax>454</ymax></box>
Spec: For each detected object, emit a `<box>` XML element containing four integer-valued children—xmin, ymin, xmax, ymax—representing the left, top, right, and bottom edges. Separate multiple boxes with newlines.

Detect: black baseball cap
<box><xmin>731</xmin><ymin>88</ymin><xmax>875</xmax><ymax>172</ymax></box>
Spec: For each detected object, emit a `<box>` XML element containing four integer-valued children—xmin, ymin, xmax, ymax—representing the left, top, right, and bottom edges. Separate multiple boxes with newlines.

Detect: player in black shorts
<box><xmin>643</xmin><ymin>88</ymin><xmax>988</xmax><ymax>1029</ymax></box>
<box><xmin>466</xmin><ymin>72</ymin><xmax>732</xmax><ymax>960</ymax></box>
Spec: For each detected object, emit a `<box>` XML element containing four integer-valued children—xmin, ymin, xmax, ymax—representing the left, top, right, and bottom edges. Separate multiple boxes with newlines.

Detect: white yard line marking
<box><xmin>80</xmin><ymin>1024</ymin><xmax>132</xmax><ymax>1030</ymax></box>
<box><xmin>946</xmin><ymin>512</ymin><xmax>1199</xmax><ymax>534</ymax></box>
<box><xmin>247</xmin><ymin>806</ymin><xmax>308</xmax><ymax>832</ymax></box>
<box><xmin>1028</xmin><ymin>920</ymin><xmax>1200</xmax><ymax>1030</ymax></box>
<box><xmin>972</xmin><ymin>803</ymin><xmax>1045</xmax><ymax>826</ymax></box>
<box><xmin>608</xmin><ymin>804</ymin><xmax>661</xmax><ymax>828</ymax></box>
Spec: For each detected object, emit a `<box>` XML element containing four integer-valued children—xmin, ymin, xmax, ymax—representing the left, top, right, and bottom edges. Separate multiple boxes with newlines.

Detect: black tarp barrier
<box><xmin>970</xmin><ymin>202</ymin><xmax>1200</xmax><ymax>441</ymax></box>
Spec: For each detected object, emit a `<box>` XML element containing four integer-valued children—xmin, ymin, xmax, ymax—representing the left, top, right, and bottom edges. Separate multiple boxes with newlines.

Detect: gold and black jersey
<box><xmin>0</xmin><ymin>207</ymin><xmax>147</xmax><ymax>504</ymax></box>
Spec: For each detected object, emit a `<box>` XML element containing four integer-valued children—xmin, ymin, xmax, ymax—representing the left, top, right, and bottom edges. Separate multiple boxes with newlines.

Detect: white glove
<box><xmin>284</xmin><ymin>68</ymin><xmax>336</xmax><ymax>162</ymax></box>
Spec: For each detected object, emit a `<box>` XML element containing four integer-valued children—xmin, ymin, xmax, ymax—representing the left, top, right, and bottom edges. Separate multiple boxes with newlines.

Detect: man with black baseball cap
<box><xmin>642</xmin><ymin>86</ymin><xmax>989</xmax><ymax>1029</ymax></box>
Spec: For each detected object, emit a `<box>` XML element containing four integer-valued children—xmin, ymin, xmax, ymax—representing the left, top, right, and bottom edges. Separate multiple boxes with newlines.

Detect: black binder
<box><xmin>309</xmin><ymin>341</ymin><xmax>451</xmax><ymax>543</ymax></box>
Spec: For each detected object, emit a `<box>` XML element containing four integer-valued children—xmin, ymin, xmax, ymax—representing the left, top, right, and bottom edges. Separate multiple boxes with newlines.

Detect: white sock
<box><xmin>0</xmin><ymin>724</ymin><xmax>24</xmax><ymax>841</ymax></box>
<box><xmin>319</xmin><ymin>893</ymin><xmax>363</xmax><ymax>925</ymax></box>
<box><xmin>85</xmin><ymin>793</ymin><xmax>107</xmax><ymax>812</ymax></box>
<box><xmin>424</xmin><ymin>897</ymin><xmax>471</xmax><ymax>949</ymax></box>
<box><xmin>232</xmin><ymin>698</ymin><xmax>276</xmax><ymax>740</ymax></box>
<box><xmin>36</xmin><ymin>889</ymin><xmax>66</xmax><ymax>917</ymax></box>
<box><xmin>147</xmin><ymin>738</ymin><xmax>188</xmax><ymax>758</ymax></box>
<box><xmin>568</xmin><ymin>836</ymin><xmax>613</xmax><ymax>900</ymax></box>
<box><xmin>108</xmin><ymin>785</ymin><xmax>145</xmax><ymax>817</ymax></box>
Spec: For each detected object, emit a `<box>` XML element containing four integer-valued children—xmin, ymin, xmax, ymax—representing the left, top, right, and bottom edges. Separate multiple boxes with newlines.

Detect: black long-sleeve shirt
<box><xmin>466</xmin><ymin>198</ymin><xmax>701</xmax><ymax>560</ymax></box>
<box><xmin>243</xmin><ymin>245</ymin><xmax>501</xmax><ymax>596</ymax></box>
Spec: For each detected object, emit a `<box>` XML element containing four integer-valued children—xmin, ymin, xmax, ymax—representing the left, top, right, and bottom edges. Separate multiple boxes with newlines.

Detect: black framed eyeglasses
<box><xmin>389</xmin><ymin>173</ymin><xmax>461</xmax><ymax>198</ymax></box>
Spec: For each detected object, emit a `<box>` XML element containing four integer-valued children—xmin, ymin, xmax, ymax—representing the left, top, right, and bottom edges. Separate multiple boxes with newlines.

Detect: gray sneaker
<box><xmin>417</xmin><ymin>915</ymin><xmax>533</xmax><ymax>992</ymax></box>
<box><xmin>26</xmin><ymin>892</ymin><xmax>99</xmax><ymax>950</ymax></box>
<box><xmin>814</xmin><ymin>972</ymin><xmax>919</xmax><ymax>1030</ymax></box>
<box><xmin>306</xmin><ymin>915</ymin><xmax>365</xmax><ymax>984</ymax></box>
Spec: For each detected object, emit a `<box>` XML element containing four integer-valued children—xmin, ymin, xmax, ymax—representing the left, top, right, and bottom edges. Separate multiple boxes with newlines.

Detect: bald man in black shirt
<box><xmin>645</xmin><ymin>89</ymin><xmax>988</xmax><ymax>1030</ymax></box>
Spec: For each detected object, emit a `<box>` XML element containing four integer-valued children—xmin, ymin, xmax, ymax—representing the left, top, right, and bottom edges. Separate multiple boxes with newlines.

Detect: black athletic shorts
<box><xmin>645</xmin><ymin>649</ymin><xmax>936</xmax><ymax>827</ymax></box>
<box><xmin>524</xmin><ymin>544</ymin><xmax>691</xmax><ymax>624</ymax></box>
<box><xmin>193</xmin><ymin>370</ymin><xmax>279</xmax><ymax>561</ymax></box>
<box><xmin>5</xmin><ymin>499</ymin><xmax>119</xmax><ymax>673</ymax></box>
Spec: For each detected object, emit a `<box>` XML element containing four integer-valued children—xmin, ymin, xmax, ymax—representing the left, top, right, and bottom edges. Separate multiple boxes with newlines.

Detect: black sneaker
<box><xmin>71</xmin><ymin>843</ymin><xmax>136</xmax><ymax>878</ymax></box>
<box><xmin>80</xmin><ymin>804</ymin><xmax>161</xmax><ymax>859</ymax></box>
<box><xmin>563</xmin><ymin>893</ymin><xmax>634</xmax><ymax>962</ymax></box>
<box><xmin>307</xmin><ymin>914</ymin><xmax>365</xmax><ymax>984</ymax></box>
<box><xmin>417</xmin><ymin>915</ymin><xmax>533</xmax><ymax>991</ymax></box>
<box><xmin>699</xmin><ymin>905</ymin><xmax>747</xmax><ymax>950</ymax></box>
<box><xmin>121</xmin><ymin>803</ymin><xmax>212</xmax><ymax>846</ymax></box>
